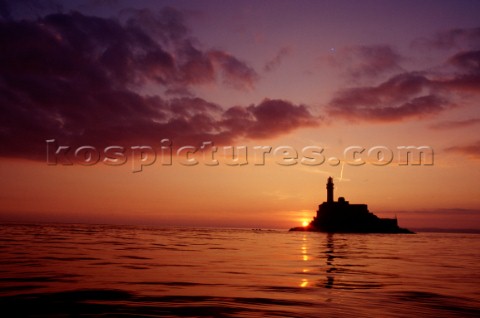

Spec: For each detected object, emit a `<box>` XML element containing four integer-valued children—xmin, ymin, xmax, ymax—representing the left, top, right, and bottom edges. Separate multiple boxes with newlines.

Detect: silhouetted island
<box><xmin>290</xmin><ymin>177</ymin><xmax>414</xmax><ymax>233</ymax></box>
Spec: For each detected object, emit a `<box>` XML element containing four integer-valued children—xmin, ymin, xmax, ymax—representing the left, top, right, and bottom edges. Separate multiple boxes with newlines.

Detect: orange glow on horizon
<box><xmin>0</xmin><ymin>155</ymin><xmax>479</xmax><ymax>230</ymax></box>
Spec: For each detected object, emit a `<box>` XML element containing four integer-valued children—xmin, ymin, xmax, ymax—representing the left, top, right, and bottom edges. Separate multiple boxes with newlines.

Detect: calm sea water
<box><xmin>0</xmin><ymin>224</ymin><xmax>479</xmax><ymax>317</ymax></box>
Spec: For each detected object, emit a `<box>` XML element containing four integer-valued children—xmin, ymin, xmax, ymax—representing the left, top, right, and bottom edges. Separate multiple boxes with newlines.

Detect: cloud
<box><xmin>0</xmin><ymin>91</ymin><xmax>319</xmax><ymax>160</ymax></box>
<box><xmin>209</xmin><ymin>50</ymin><xmax>258</xmax><ymax>90</ymax></box>
<box><xmin>409</xmin><ymin>27</ymin><xmax>480</xmax><ymax>92</ymax></box>
<box><xmin>440</xmin><ymin>50</ymin><xmax>480</xmax><ymax>92</ymax></box>
<box><xmin>327</xmin><ymin>34</ymin><xmax>480</xmax><ymax>122</ymax></box>
<box><xmin>222</xmin><ymin>99</ymin><xmax>320</xmax><ymax>139</ymax></box>
<box><xmin>264</xmin><ymin>46</ymin><xmax>292</xmax><ymax>72</ymax></box>
<box><xmin>0</xmin><ymin>8</ymin><xmax>257</xmax><ymax>91</ymax></box>
<box><xmin>386</xmin><ymin>208</ymin><xmax>480</xmax><ymax>230</ymax></box>
<box><xmin>0</xmin><ymin>0</ymin><xmax>62</xmax><ymax>20</ymax></box>
<box><xmin>328</xmin><ymin>45</ymin><xmax>403</xmax><ymax>80</ymax></box>
<box><xmin>445</xmin><ymin>140</ymin><xmax>480</xmax><ymax>159</ymax></box>
<box><xmin>429</xmin><ymin>118</ymin><xmax>480</xmax><ymax>130</ymax></box>
<box><xmin>412</xmin><ymin>27</ymin><xmax>480</xmax><ymax>50</ymax></box>
<box><xmin>0</xmin><ymin>10</ymin><xmax>319</xmax><ymax>160</ymax></box>
<box><xmin>327</xmin><ymin>73</ymin><xmax>453</xmax><ymax>122</ymax></box>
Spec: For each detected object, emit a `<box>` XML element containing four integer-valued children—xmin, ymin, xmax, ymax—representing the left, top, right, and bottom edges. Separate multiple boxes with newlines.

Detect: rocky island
<box><xmin>290</xmin><ymin>177</ymin><xmax>413</xmax><ymax>233</ymax></box>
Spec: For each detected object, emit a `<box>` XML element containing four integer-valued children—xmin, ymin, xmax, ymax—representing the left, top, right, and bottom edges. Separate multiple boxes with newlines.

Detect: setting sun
<box><xmin>302</xmin><ymin>220</ymin><xmax>309</xmax><ymax>227</ymax></box>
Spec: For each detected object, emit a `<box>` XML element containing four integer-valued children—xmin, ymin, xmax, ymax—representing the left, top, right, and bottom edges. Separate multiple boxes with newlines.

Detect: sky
<box><xmin>1</xmin><ymin>0</ymin><xmax>479</xmax><ymax>230</ymax></box>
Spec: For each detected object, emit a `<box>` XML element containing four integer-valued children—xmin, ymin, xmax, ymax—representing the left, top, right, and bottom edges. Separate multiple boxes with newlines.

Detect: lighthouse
<box><xmin>326</xmin><ymin>176</ymin><xmax>334</xmax><ymax>203</ymax></box>
<box><xmin>290</xmin><ymin>177</ymin><xmax>413</xmax><ymax>233</ymax></box>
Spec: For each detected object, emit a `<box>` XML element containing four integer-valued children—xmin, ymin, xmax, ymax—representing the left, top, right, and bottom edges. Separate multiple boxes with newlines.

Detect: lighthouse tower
<box><xmin>326</xmin><ymin>176</ymin><xmax>334</xmax><ymax>203</ymax></box>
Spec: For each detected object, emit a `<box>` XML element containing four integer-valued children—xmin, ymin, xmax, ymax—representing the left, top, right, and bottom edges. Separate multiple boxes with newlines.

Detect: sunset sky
<box><xmin>1</xmin><ymin>0</ymin><xmax>479</xmax><ymax>230</ymax></box>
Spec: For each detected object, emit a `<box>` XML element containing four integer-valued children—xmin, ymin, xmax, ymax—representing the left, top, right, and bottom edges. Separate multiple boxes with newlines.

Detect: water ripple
<box><xmin>0</xmin><ymin>224</ymin><xmax>479</xmax><ymax>317</ymax></box>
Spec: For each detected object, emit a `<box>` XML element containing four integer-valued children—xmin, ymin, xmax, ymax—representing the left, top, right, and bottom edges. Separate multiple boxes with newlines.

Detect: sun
<box><xmin>302</xmin><ymin>220</ymin><xmax>309</xmax><ymax>227</ymax></box>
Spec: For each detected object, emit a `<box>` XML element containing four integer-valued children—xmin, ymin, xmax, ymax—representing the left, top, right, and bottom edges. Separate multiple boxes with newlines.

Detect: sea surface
<box><xmin>0</xmin><ymin>224</ymin><xmax>479</xmax><ymax>317</ymax></box>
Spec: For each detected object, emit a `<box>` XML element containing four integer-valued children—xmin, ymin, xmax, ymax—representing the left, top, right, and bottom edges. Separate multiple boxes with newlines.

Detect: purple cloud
<box><xmin>264</xmin><ymin>46</ymin><xmax>292</xmax><ymax>72</ymax></box>
<box><xmin>446</xmin><ymin>140</ymin><xmax>480</xmax><ymax>159</ymax></box>
<box><xmin>412</xmin><ymin>27</ymin><xmax>480</xmax><ymax>50</ymax></box>
<box><xmin>328</xmin><ymin>45</ymin><xmax>403</xmax><ymax>80</ymax></box>
<box><xmin>430</xmin><ymin>118</ymin><xmax>480</xmax><ymax>130</ymax></box>
<box><xmin>327</xmin><ymin>31</ymin><xmax>480</xmax><ymax>123</ymax></box>
<box><xmin>327</xmin><ymin>73</ymin><xmax>452</xmax><ymax>122</ymax></box>
<box><xmin>209</xmin><ymin>50</ymin><xmax>258</xmax><ymax>90</ymax></box>
<box><xmin>0</xmin><ymin>10</ymin><xmax>319</xmax><ymax>160</ymax></box>
<box><xmin>222</xmin><ymin>99</ymin><xmax>319</xmax><ymax>139</ymax></box>
<box><xmin>440</xmin><ymin>50</ymin><xmax>480</xmax><ymax>92</ymax></box>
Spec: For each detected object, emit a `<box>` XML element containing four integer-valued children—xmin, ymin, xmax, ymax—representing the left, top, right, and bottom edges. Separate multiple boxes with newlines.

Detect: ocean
<box><xmin>0</xmin><ymin>224</ymin><xmax>479</xmax><ymax>317</ymax></box>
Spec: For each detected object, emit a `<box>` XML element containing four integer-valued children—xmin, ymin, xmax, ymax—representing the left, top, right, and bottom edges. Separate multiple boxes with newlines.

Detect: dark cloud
<box><xmin>439</xmin><ymin>50</ymin><xmax>480</xmax><ymax>92</ymax></box>
<box><xmin>327</xmin><ymin>30</ymin><xmax>480</xmax><ymax>122</ymax></box>
<box><xmin>123</xmin><ymin>7</ymin><xmax>189</xmax><ymax>44</ymax></box>
<box><xmin>264</xmin><ymin>46</ymin><xmax>292</xmax><ymax>72</ymax></box>
<box><xmin>0</xmin><ymin>8</ymin><xmax>257</xmax><ymax>91</ymax></box>
<box><xmin>412</xmin><ymin>27</ymin><xmax>480</xmax><ymax>50</ymax></box>
<box><xmin>0</xmin><ymin>0</ymin><xmax>11</xmax><ymax>19</ymax></box>
<box><xmin>222</xmin><ymin>99</ymin><xmax>319</xmax><ymax>139</ymax></box>
<box><xmin>387</xmin><ymin>208</ymin><xmax>480</xmax><ymax>231</ymax></box>
<box><xmin>0</xmin><ymin>10</ymin><xmax>317</xmax><ymax>160</ymax></box>
<box><xmin>449</xmin><ymin>50</ymin><xmax>480</xmax><ymax>70</ymax></box>
<box><xmin>327</xmin><ymin>73</ymin><xmax>452</xmax><ymax>122</ymax></box>
<box><xmin>0</xmin><ymin>0</ymin><xmax>62</xmax><ymax>20</ymax></box>
<box><xmin>408</xmin><ymin>27</ymin><xmax>480</xmax><ymax>94</ymax></box>
<box><xmin>430</xmin><ymin>118</ymin><xmax>480</xmax><ymax>130</ymax></box>
<box><xmin>328</xmin><ymin>45</ymin><xmax>403</xmax><ymax>80</ymax></box>
<box><xmin>446</xmin><ymin>140</ymin><xmax>480</xmax><ymax>158</ymax></box>
<box><xmin>209</xmin><ymin>50</ymin><xmax>258</xmax><ymax>90</ymax></box>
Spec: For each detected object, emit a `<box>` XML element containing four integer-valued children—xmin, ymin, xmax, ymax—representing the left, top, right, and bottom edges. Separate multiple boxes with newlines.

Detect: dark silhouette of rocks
<box><xmin>290</xmin><ymin>177</ymin><xmax>413</xmax><ymax>233</ymax></box>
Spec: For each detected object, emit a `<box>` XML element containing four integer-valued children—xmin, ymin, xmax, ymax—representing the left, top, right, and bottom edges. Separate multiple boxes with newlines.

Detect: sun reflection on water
<box><xmin>300</xmin><ymin>278</ymin><xmax>309</xmax><ymax>288</ymax></box>
<box><xmin>299</xmin><ymin>234</ymin><xmax>310</xmax><ymax>287</ymax></box>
